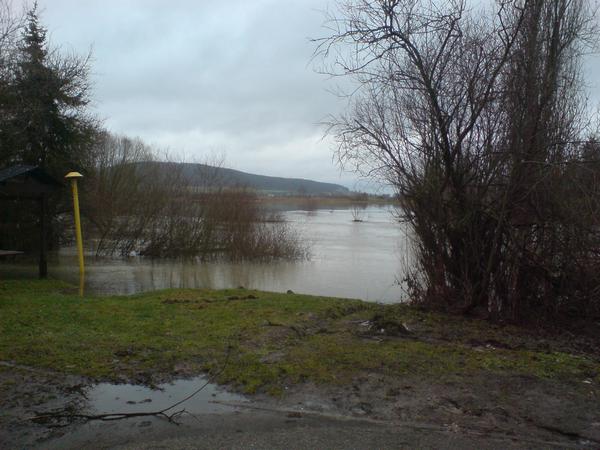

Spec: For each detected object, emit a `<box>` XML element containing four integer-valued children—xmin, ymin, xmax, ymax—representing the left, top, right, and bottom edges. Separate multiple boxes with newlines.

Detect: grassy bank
<box><xmin>0</xmin><ymin>279</ymin><xmax>598</xmax><ymax>395</ymax></box>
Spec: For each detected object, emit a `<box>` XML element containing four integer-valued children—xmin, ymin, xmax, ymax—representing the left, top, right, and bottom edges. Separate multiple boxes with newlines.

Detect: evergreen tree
<box><xmin>0</xmin><ymin>3</ymin><xmax>96</xmax><ymax>177</ymax></box>
<box><xmin>0</xmin><ymin>3</ymin><xmax>97</xmax><ymax>251</ymax></box>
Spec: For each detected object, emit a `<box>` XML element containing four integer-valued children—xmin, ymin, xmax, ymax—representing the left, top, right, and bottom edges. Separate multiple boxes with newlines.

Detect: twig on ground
<box><xmin>28</xmin><ymin>345</ymin><xmax>233</xmax><ymax>426</ymax></box>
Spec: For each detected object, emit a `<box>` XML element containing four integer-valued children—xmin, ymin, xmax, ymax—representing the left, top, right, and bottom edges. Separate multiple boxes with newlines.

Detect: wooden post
<box><xmin>39</xmin><ymin>193</ymin><xmax>47</xmax><ymax>278</ymax></box>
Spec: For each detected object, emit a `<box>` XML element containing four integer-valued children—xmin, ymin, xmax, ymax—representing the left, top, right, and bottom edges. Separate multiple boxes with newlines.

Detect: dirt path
<box><xmin>1</xmin><ymin>363</ymin><xmax>598</xmax><ymax>449</ymax></box>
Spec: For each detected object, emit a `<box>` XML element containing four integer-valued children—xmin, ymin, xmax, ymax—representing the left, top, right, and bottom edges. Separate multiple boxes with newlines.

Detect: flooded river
<box><xmin>1</xmin><ymin>206</ymin><xmax>412</xmax><ymax>303</ymax></box>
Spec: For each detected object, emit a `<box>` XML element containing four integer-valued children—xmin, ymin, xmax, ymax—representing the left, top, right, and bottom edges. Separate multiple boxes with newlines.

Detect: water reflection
<box><xmin>86</xmin><ymin>376</ymin><xmax>246</xmax><ymax>415</ymax></box>
<box><xmin>2</xmin><ymin>206</ymin><xmax>412</xmax><ymax>303</ymax></box>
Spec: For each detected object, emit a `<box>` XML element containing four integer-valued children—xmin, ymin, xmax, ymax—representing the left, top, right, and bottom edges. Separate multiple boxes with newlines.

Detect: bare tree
<box><xmin>351</xmin><ymin>204</ymin><xmax>365</xmax><ymax>222</ymax></box>
<box><xmin>0</xmin><ymin>0</ymin><xmax>22</xmax><ymax>157</ymax></box>
<box><xmin>84</xmin><ymin>133</ymin><xmax>165</xmax><ymax>256</ymax></box>
<box><xmin>0</xmin><ymin>0</ymin><xmax>20</xmax><ymax>55</ymax></box>
<box><xmin>318</xmin><ymin>0</ymin><xmax>600</xmax><ymax>322</ymax></box>
<box><xmin>84</xmin><ymin>133</ymin><xmax>307</xmax><ymax>261</ymax></box>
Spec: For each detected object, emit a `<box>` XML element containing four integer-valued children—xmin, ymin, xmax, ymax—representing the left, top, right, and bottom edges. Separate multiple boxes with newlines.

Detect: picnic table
<box><xmin>0</xmin><ymin>250</ymin><xmax>24</xmax><ymax>256</ymax></box>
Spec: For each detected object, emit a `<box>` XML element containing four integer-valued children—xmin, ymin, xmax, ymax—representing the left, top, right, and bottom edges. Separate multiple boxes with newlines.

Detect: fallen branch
<box><xmin>29</xmin><ymin>345</ymin><xmax>233</xmax><ymax>426</ymax></box>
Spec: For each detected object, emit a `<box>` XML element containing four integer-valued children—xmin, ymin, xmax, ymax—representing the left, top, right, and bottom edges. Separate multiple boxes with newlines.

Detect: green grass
<box><xmin>1</xmin><ymin>279</ymin><xmax>598</xmax><ymax>395</ymax></box>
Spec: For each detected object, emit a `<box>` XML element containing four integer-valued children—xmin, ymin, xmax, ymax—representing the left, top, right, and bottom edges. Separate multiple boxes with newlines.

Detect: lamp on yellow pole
<box><xmin>65</xmin><ymin>171</ymin><xmax>85</xmax><ymax>297</ymax></box>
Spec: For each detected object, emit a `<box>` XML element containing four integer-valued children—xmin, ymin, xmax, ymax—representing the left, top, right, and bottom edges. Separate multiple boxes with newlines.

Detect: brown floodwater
<box><xmin>1</xmin><ymin>206</ymin><xmax>413</xmax><ymax>303</ymax></box>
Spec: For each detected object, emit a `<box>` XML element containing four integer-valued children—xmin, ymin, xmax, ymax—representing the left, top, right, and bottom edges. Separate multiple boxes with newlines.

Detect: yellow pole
<box><xmin>65</xmin><ymin>172</ymin><xmax>84</xmax><ymax>296</ymax></box>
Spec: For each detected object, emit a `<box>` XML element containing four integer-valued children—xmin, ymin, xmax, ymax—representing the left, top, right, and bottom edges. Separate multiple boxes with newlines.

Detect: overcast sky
<box><xmin>14</xmin><ymin>1</ymin><xmax>600</xmax><ymax>190</ymax></box>
<box><xmin>22</xmin><ymin>0</ymin><xmax>368</xmax><ymax>189</ymax></box>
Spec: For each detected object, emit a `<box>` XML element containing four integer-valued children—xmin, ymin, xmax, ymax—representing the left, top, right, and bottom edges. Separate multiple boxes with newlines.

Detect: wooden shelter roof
<box><xmin>0</xmin><ymin>165</ymin><xmax>63</xmax><ymax>199</ymax></box>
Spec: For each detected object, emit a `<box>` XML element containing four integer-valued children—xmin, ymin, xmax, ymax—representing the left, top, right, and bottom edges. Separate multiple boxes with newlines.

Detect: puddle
<box><xmin>85</xmin><ymin>376</ymin><xmax>247</xmax><ymax>415</ymax></box>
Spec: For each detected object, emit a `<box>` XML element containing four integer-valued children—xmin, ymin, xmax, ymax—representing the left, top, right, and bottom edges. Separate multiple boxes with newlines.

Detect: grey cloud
<box><xmin>33</xmin><ymin>1</ymin><xmax>600</xmax><ymax>189</ymax></box>
<box><xmin>29</xmin><ymin>0</ymin><xmax>356</xmax><ymax>186</ymax></box>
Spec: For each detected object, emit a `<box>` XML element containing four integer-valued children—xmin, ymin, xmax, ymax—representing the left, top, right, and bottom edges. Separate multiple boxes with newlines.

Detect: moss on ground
<box><xmin>0</xmin><ymin>279</ymin><xmax>598</xmax><ymax>395</ymax></box>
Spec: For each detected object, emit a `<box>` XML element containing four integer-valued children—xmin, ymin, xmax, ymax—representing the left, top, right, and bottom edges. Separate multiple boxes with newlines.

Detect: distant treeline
<box><xmin>133</xmin><ymin>161</ymin><xmax>350</xmax><ymax>197</ymax></box>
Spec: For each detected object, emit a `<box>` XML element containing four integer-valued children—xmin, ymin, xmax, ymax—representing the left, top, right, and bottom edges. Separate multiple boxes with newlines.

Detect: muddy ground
<box><xmin>1</xmin><ymin>362</ymin><xmax>598</xmax><ymax>449</ymax></box>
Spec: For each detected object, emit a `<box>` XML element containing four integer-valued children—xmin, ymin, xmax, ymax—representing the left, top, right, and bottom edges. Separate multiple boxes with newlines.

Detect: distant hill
<box><xmin>138</xmin><ymin>162</ymin><xmax>350</xmax><ymax>196</ymax></box>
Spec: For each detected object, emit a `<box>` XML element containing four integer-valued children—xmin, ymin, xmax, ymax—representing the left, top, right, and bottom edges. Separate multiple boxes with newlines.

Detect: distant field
<box><xmin>257</xmin><ymin>195</ymin><xmax>397</xmax><ymax>211</ymax></box>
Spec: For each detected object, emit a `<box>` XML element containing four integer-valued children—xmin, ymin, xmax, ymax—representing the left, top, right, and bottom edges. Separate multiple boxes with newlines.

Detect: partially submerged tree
<box><xmin>84</xmin><ymin>133</ymin><xmax>307</xmax><ymax>261</ymax></box>
<box><xmin>318</xmin><ymin>0</ymin><xmax>600</xmax><ymax>321</ymax></box>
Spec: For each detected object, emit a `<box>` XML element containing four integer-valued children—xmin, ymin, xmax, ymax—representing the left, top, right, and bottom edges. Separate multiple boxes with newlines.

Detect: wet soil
<box><xmin>260</xmin><ymin>373</ymin><xmax>600</xmax><ymax>446</ymax></box>
<box><xmin>1</xmin><ymin>362</ymin><xmax>599</xmax><ymax>449</ymax></box>
<box><xmin>0</xmin><ymin>363</ymin><xmax>88</xmax><ymax>447</ymax></box>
